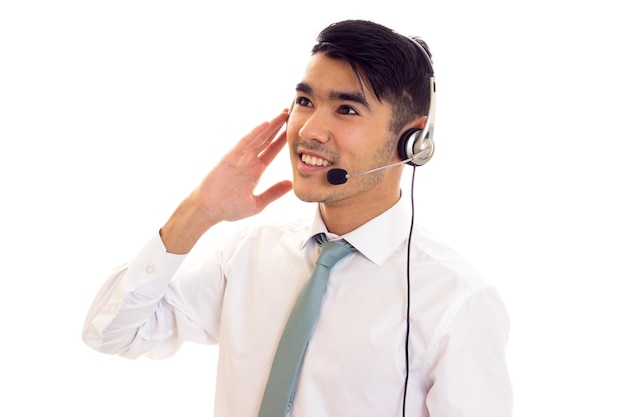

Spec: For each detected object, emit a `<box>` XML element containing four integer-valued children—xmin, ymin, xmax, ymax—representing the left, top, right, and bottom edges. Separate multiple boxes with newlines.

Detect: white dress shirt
<box><xmin>83</xmin><ymin>194</ymin><xmax>512</xmax><ymax>417</ymax></box>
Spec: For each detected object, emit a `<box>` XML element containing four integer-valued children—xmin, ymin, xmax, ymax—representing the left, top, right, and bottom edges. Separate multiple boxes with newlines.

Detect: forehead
<box><xmin>298</xmin><ymin>53</ymin><xmax>380</xmax><ymax>106</ymax></box>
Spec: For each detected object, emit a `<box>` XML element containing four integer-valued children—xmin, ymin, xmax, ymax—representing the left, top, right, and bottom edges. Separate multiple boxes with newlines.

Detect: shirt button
<box><xmin>145</xmin><ymin>264</ymin><xmax>155</xmax><ymax>274</ymax></box>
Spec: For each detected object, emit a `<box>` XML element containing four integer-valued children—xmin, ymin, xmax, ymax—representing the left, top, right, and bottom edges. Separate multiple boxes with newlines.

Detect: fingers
<box><xmin>256</xmin><ymin>110</ymin><xmax>289</xmax><ymax>154</ymax></box>
<box><xmin>259</xmin><ymin>130</ymin><xmax>287</xmax><ymax>166</ymax></box>
<box><xmin>234</xmin><ymin>110</ymin><xmax>289</xmax><ymax>155</ymax></box>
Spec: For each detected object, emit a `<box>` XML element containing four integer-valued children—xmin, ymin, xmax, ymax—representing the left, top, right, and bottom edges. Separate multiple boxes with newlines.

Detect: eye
<box><xmin>338</xmin><ymin>105</ymin><xmax>358</xmax><ymax>115</ymax></box>
<box><xmin>295</xmin><ymin>96</ymin><xmax>313</xmax><ymax>107</ymax></box>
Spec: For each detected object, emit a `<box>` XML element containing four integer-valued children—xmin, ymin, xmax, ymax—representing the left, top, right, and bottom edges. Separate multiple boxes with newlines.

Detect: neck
<box><xmin>319</xmin><ymin>188</ymin><xmax>401</xmax><ymax>236</ymax></box>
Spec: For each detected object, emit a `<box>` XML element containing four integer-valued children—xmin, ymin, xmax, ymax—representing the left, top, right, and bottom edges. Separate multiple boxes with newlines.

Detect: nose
<box><xmin>297</xmin><ymin>109</ymin><xmax>331</xmax><ymax>144</ymax></box>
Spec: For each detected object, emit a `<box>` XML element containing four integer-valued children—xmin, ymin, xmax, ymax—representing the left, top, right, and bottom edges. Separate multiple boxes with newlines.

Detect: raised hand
<box><xmin>160</xmin><ymin>110</ymin><xmax>293</xmax><ymax>254</ymax></box>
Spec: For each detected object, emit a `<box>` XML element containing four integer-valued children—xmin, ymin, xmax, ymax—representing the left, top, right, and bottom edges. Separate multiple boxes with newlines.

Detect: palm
<box><xmin>193</xmin><ymin>111</ymin><xmax>292</xmax><ymax>222</ymax></box>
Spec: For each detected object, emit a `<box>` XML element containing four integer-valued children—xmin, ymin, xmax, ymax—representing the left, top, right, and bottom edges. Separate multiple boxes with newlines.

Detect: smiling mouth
<box><xmin>300</xmin><ymin>153</ymin><xmax>331</xmax><ymax>167</ymax></box>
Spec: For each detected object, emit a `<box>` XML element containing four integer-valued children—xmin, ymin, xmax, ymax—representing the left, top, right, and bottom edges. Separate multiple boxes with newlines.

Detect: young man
<box><xmin>83</xmin><ymin>19</ymin><xmax>512</xmax><ymax>417</ymax></box>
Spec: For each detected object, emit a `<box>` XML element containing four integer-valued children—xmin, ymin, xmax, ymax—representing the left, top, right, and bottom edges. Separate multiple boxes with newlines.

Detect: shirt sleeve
<box><xmin>425</xmin><ymin>286</ymin><xmax>513</xmax><ymax>417</ymax></box>
<box><xmin>81</xmin><ymin>232</ymin><xmax>222</xmax><ymax>359</ymax></box>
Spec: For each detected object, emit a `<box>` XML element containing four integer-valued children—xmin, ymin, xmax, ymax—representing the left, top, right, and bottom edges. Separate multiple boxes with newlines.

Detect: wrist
<box><xmin>160</xmin><ymin>198</ymin><xmax>220</xmax><ymax>254</ymax></box>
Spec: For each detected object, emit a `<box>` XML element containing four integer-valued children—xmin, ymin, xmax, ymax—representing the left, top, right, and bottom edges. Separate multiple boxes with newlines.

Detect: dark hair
<box><xmin>312</xmin><ymin>20</ymin><xmax>433</xmax><ymax>133</ymax></box>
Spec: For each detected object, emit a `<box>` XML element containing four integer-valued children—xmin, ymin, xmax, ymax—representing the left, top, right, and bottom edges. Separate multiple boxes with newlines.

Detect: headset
<box><xmin>324</xmin><ymin>37</ymin><xmax>436</xmax><ymax>186</ymax></box>
<box><xmin>397</xmin><ymin>37</ymin><xmax>436</xmax><ymax>167</ymax></box>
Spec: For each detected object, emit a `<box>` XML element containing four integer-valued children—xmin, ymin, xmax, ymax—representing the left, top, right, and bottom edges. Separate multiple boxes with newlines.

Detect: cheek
<box><xmin>285</xmin><ymin>118</ymin><xmax>300</xmax><ymax>146</ymax></box>
<box><xmin>344</xmin><ymin>132</ymin><xmax>397</xmax><ymax>165</ymax></box>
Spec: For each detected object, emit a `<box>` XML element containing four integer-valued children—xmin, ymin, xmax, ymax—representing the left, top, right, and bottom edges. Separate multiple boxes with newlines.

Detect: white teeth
<box><xmin>301</xmin><ymin>154</ymin><xmax>330</xmax><ymax>167</ymax></box>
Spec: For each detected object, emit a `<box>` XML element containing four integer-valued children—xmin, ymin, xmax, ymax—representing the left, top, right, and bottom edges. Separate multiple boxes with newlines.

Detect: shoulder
<box><xmin>409</xmin><ymin>224</ymin><xmax>492</xmax><ymax>294</ymax></box>
<box><xmin>239</xmin><ymin>216</ymin><xmax>312</xmax><ymax>240</ymax></box>
<box><xmin>215</xmin><ymin>215</ymin><xmax>312</xmax><ymax>256</ymax></box>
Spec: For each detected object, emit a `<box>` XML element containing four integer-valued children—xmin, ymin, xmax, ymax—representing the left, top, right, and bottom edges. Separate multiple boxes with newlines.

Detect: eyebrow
<box><xmin>296</xmin><ymin>82</ymin><xmax>370</xmax><ymax>110</ymax></box>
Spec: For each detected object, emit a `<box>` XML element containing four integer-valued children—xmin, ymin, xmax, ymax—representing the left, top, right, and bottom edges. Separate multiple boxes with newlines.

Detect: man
<box><xmin>83</xmin><ymin>19</ymin><xmax>512</xmax><ymax>417</ymax></box>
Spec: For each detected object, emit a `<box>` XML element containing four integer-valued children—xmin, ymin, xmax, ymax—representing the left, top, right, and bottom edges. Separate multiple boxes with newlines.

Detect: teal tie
<box><xmin>258</xmin><ymin>234</ymin><xmax>355</xmax><ymax>417</ymax></box>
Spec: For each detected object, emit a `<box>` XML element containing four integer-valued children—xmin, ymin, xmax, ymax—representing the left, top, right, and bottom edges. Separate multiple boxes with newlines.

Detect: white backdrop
<box><xmin>1</xmin><ymin>1</ymin><xmax>624</xmax><ymax>416</ymax></box>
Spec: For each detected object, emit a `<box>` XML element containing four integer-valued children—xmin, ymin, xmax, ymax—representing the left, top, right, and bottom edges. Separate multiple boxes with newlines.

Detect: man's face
<box><xmin>286</xmin><ymin>53</ymin><xmax>401</xmax><ymax>209</ymax></box>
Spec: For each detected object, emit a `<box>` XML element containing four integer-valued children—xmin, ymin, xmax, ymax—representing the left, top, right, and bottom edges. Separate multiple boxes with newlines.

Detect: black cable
<box><xmin>402</xmin><ymin>166</ymin><xmax>417</xmax><ymax>416</ymax></box>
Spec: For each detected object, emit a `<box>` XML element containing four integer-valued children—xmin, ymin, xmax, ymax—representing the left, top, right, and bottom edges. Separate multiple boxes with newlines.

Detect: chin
<box><xmin>294</xmin><ymin>185</ymin><xmax>353</xmax><ymax>207</ymax></box>
<box><xmin>292</xmin><ymin>178</ymin><xmax>336</xmax><ymax>203</ymax></box>
<box><xmin>292</xmin><ymin>186</ymin><xmax>322</xmax><ymax>203</ymax></box>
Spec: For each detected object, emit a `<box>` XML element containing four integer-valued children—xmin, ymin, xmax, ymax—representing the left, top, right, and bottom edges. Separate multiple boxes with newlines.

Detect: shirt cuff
<box><xmin>122</xmin><ymin>232</ymin><xmax>187</xmax><ymax>295</ymax></box>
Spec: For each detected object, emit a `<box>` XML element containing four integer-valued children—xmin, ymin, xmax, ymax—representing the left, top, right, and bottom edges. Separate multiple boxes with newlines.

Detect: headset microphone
<box><xmin>326</xmin><ymin>146</ymin><xmax>433</xmax><ymax>185</ymax></box>
<box><xmin>326</xmin><ymin>169</ymin><xmax>352</xmax><ymax>186</ymax></box>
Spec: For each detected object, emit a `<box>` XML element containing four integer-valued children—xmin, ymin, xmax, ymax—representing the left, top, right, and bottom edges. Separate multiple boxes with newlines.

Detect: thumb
<box><xmin>254</xmin><ymin>180</ymin><xmax>293</xmax><ymax>212</ymax></box>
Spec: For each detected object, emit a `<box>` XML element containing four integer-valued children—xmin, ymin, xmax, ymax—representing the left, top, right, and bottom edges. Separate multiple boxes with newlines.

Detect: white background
<box><xmin>1</xmin><ymin>1</ymin><xmax>624</xmax><ymax>416</ymax></box>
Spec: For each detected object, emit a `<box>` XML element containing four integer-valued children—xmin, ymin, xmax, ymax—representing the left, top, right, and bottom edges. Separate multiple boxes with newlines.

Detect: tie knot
<box><xmin>315</xmin><ymin>234</ymin><xmax>355</xmax><ymax>268</ymax></box>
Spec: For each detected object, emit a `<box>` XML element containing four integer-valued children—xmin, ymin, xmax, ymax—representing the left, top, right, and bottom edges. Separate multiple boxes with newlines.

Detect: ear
<box><xmin>395</xmin><ymin>115</ymin><xmax>428</xmax><ymax>137</ymax></box>
<box><xmin>411</xmin><ymin>115</ymin><xmax>428</xmax><ymax>130</ymax></box>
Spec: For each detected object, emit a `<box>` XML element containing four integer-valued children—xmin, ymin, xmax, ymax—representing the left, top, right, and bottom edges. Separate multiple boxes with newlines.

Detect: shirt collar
<box><xmin>303</xmin><ymin>192</ymin><xmax>412</xmax><ymax>266</ymax></box>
